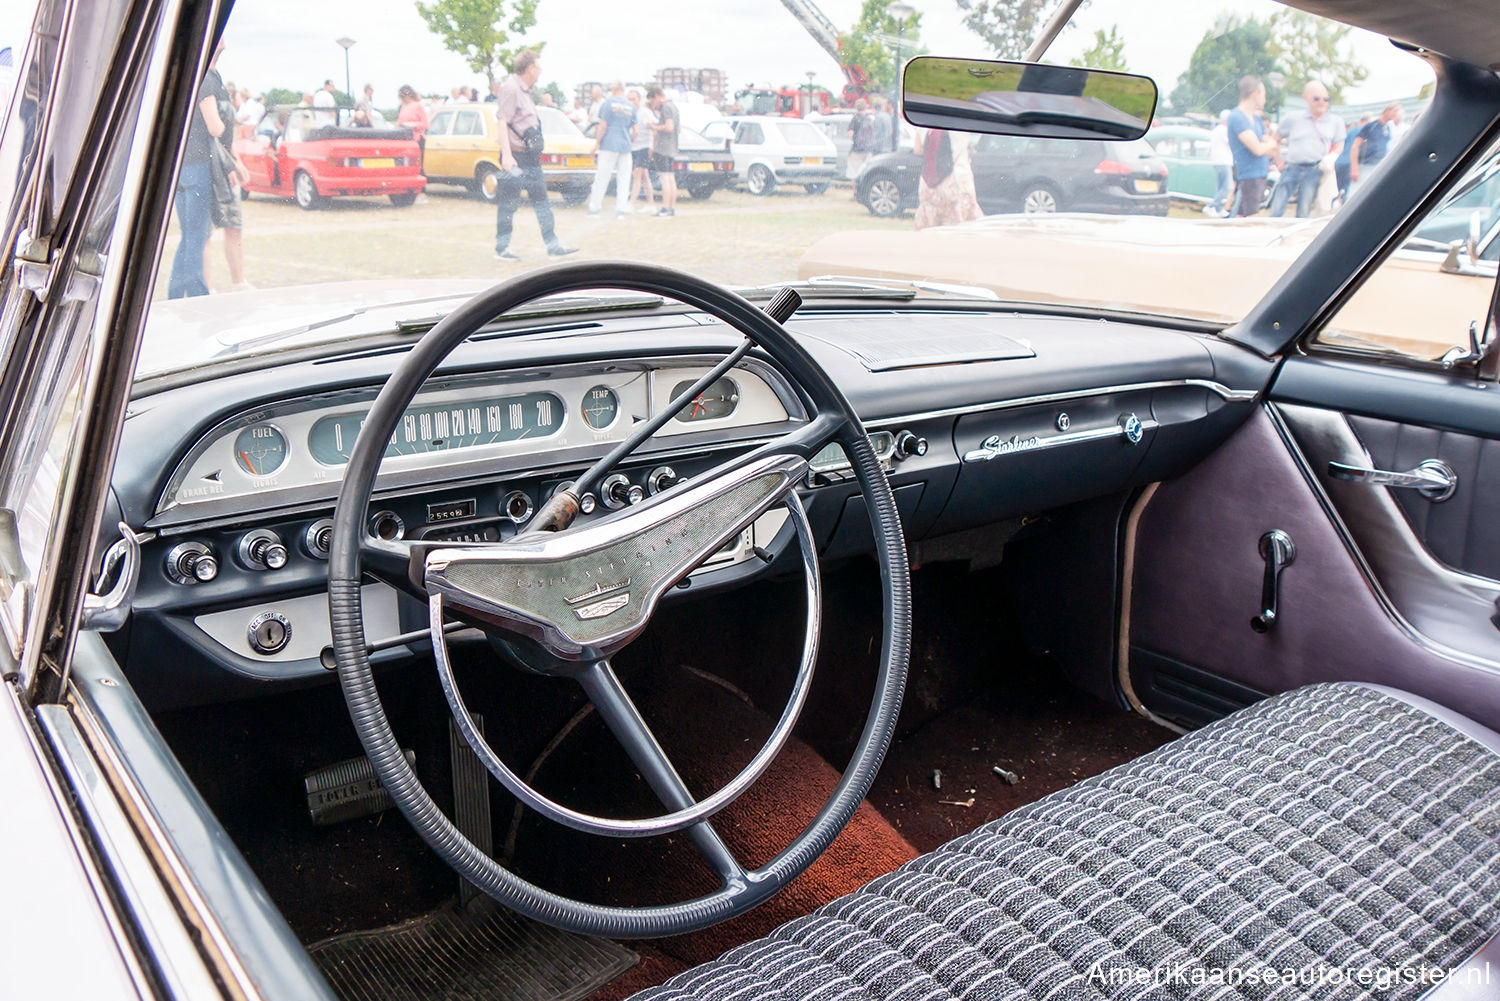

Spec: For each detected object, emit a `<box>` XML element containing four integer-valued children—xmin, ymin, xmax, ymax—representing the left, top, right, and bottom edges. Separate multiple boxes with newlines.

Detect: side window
<box><xmin>429</xmin><ymin>111</ymin><xmax>453</xmax><ymax>136</ymax></box>
<box><xmin>736</xmin><ymin>123</ymin><xmax>764</xmax><ymax>145</ymax></box>
<box><xmin>1314</xmin><ymin>137</ymin><xmax>1500</xmax><ymax>360</ymax></box>
<box><xmin>454</xmin><ymin>111</ymin><xmax>484</xmax><ymax>136</ymax></box>
<box><xmin>1154</xmin><ymin>137</ymin><xmax>1179</xmax><ymax>157</ymax></box>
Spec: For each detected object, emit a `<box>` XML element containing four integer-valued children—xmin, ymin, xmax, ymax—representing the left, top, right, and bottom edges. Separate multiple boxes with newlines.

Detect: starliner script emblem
<box><xmin>566</xmin><ymin>579</ymin><xmax>632</xmax><ymax>621</ymax></box>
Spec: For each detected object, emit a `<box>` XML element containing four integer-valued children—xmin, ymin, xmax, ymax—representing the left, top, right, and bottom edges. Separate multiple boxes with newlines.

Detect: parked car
<box><xmin>805</xmin><ymin>112</ymin><xmax>852</xmax><ymax>176</ymax></box>
<box><xmin>582</xmin><ymin>123</ymin><xmax>736</xmax><ymax>200</ymax></box>
<box><xmin>700</xmin><ymin>115</ymin><xmax>838</xmax><ymax>194</ymax></box>
<box><xmin>423</xmin><ymin>102</ymin><xmax>595</xmax><ymax>205</ymax></box>
<box><xmin>854</xmin><ymin>134</ymin><xmax>1170</xmax><ymax>217</ymax></box>
<box><xmin>233</xmin><ymin>106</ymin><xmax>425</xmax><ymax>210</ymax></box>
<box><xmin>14</xmin><ymin>2</ymin><xmax>1500</xmax><ymax>1001</ymax></box>
<box><xmin>1144</xmin><ymin>124</ymin><xmax>1220</xmax><ymax>202</ymax></box>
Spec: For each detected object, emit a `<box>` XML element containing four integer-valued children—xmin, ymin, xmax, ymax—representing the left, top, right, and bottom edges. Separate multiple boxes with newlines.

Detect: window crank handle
<box><xmin>1251</xmin><ymin>530</ymin><xmax>1295</xmax><ymax>634</ymax></box>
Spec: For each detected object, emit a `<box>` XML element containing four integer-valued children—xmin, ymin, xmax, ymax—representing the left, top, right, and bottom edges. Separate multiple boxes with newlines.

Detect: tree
<box><xmin>1168</xmin><ymin>15</ymin><xmax>1282</xmax><ymax>117</ymax></box>
<box><xmin>840</xmin><ymin>0</ymin><xmax>926</xmax><ymax>96</ymax></box>
<box><xmin>539</xmin><ymin>81</ymin><xmax>565</xmax><ymax>107</ymax></box>
<box><xmin>1268</xmin><ymin>9</ymin><xmax>1367</xmax><ymax>103</ymax></box>
<box><xmin>264</xmin><ymin>87</ymin><xmax>303</xmax><ymax>109</ymax></box>
<box><xmin>954</xmin><ymin>0</ymin><xmax>1059</xmax><ymax>60</ymax></box>
<box><xmin>1069</xmin><ymin>26</ymin><xmax>1127</xmax><ymax>72</ymax></box>
<box><xmin>414</xmin><ymin>0</ymin><xmax>542</xmax><ymax>87</ymax></box>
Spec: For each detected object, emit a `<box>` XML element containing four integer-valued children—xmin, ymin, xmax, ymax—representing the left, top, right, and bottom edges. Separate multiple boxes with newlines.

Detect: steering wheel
<box><xmin>328</xmin><ymin>262</ymin><xmax>911</xmax><ymax>938</ymax></box>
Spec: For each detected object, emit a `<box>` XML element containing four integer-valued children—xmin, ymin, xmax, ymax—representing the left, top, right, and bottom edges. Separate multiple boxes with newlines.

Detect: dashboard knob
<box><xmin>895</xmin><ymin>431</ymin><xmax>928</xmax><ymax>458</ymax></box>
<box><xmin>238</xmin><ymin>529</ymin><xmax>288</xmax><ymax>571</ymax></box>
<box><xmin>647</xmin><ymin>466</ymin><xmax>679</xmax><ymax>495</ymax></box>
<box><xmin>166</xmin><ymin>542</ymin><xmax>216</xmax><ymax>584</ymax></box>
<box><xmin>304</xmin><ymin>519</ymin><xmax>334</xmax><ymax>559</ymax></box>
<box><xmin>601</xmin><ymin>473</ymin><xmax>634</xmax><ymax>510</ymax></box>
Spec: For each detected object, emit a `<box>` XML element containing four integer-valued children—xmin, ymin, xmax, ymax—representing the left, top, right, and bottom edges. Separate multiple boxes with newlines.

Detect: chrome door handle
<box><xmin>81</xmin><ymin>522</ymin><xmax>151</xmax><ymax>633</ymax></box>
<box><xmin>1327</xmin><ymin>458</ymin><xmax>1457</xmax><ymax>502</ymax></box>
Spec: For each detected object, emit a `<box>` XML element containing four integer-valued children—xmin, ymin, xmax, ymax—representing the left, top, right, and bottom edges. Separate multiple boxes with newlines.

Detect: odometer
<box><xmin>308</xmin><ymin>391</ymin><xmax>564</xmax><ymax>465</ymax></box>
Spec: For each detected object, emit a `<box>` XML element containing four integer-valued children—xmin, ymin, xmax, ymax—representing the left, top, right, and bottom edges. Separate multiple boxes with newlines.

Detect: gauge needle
<box><xmin>691</xmin><ymin>397</ymin><xmax>706</xmax><ymax>418</ymax></box>
<box><xmin>240</xmin><ymin>450</ymin><xmax>257</xmax><ymax>474</ymax></box>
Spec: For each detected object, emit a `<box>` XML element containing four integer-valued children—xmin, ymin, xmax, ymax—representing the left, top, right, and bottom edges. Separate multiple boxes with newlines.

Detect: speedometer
<box><xmin>307</xmin><ymin>391</ymin><xmax>564</xmax><ymax>465</ymax></box>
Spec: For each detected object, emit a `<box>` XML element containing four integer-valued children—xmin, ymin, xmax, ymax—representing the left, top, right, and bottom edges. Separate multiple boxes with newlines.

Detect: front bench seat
<box><xmin>631</xmin><ymin>684</ymin><xmax>1500</xmax><ymax>1001</ymax></box>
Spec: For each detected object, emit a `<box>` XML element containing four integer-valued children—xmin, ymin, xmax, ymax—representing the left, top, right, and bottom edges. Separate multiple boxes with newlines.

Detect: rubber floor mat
<box><xmin>309</xmin><ymin>900</ymin><xmax>637</xmax><ymax>1001</ymax></box>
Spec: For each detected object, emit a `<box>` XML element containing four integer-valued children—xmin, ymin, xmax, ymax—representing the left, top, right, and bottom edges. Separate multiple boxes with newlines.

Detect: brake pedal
<box><xmin>304</xmin><ymin>749</ymin><xmax>416</xmax><ymax>826</ymax></box>
<box><xmin>450</xmin><ymin>715</ymin><xmax>494</xmax><ymax>906</ymax></box>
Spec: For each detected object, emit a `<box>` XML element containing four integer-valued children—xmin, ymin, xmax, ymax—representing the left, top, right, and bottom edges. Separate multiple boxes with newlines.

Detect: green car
<box><xmin>1145</xmin><ymin>124</ymin><xmax>1220</xmax><ymax>202</ymax></box>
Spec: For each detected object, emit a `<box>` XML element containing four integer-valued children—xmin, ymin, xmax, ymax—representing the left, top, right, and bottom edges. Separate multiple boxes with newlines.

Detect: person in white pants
<box><xmin>587</xmin><ymin>81</ymin><xmax>636</xmax><ymax>217</ymax></box>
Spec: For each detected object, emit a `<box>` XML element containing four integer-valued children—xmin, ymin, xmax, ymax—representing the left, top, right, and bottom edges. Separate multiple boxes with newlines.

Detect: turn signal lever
<box><xmin>1250</xmin><ymin>530</ymin><xmax>1295</xmax><ymax>633</ymax></box>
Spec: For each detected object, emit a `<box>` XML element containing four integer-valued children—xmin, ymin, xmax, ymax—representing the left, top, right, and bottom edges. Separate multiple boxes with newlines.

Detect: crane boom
<box><xmin>778</xmin><ymin>0</ymin><xmax>843</xmax><ymax>66</ymax></box>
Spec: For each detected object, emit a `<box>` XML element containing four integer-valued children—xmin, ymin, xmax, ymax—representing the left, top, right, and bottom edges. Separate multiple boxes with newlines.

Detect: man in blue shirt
<box><xmin>1348</xmin><ymin>102</ymin><xmax>1403</xmax><ymax>195</ymax></box>
<box><xmin>587</xmin><ymin>80</ymin><xmax>636</xmax><ymax>217</ymax></box>
<box><xmin>1226</xmin><ymin>76</ymin><xmax>1280</xmax><ymax>217</ymax></box>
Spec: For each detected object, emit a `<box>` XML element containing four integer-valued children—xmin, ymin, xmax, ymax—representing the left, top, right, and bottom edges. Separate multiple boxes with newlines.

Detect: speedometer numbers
<box><xmin>307</xmin><ymin>391</ymin><xmax>565</xmax><ymax>465</ymax></box>
<box><xmin>671</xmin><ymin>377</ymin><xmax>739</xmax><ymax>423</ymax></box>
<box><xmin>234</xmin><ymin>425</ymin><xmax>288</xmax><ymax>477</ymax></box>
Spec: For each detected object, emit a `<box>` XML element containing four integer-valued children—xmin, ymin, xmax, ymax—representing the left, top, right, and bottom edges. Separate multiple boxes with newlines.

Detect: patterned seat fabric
<box><xmin>631</xmin><ymin>684</ymin><xmax>1500</xmax><ymax>1001</ymax></box>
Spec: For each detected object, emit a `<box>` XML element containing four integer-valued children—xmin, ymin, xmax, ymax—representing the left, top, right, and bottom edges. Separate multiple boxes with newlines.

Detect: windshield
<box><xmin>140</xmin><ymin>0</ymin><xmax>1435</xmax><ymax>377</ymax></box>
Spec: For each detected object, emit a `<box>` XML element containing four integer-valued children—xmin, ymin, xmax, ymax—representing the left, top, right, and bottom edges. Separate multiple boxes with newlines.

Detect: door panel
<box><xmin>1126</xmin><ymin>404</ymin><xmax>1500</xmax><ymax>732</ymax></box>
<box><xmin>1344</xmin><ymin>412</ymin><xmax>1500</xmax><ymax>580</ymax></box>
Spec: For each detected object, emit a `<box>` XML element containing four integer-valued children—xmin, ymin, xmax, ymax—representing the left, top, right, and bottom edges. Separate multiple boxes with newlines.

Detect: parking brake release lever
<box><xmin>1251</xmin><ymin>530</ymin><xmax>1295</xmax><ymax>634</ymax></box>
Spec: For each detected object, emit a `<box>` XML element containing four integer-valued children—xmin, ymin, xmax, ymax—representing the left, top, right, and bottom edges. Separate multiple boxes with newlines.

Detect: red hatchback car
<box><xmin>235</xmin><ymin>107</ymin><xmax>426</xmax><ymax>210</ymax></box>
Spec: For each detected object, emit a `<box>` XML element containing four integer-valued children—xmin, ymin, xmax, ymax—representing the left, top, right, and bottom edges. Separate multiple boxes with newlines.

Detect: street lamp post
<box><xmin>886</xmin><ymin>3</ymin><xmax>915</xmax><ymax>103</ymax></box>
<box><xmin>805</xmin><ymin>70</ymin><xmax>816</xmax><ymax>116</ymax></box>
<box><xmin>335</xmin><ymin>37</ymin><xmax>356</xmax><ymax>110</ymax></box>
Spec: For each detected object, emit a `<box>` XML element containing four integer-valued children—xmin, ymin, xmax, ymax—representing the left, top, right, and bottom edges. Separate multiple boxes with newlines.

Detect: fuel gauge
<box><xmin>234</xmin><ymin>424</ymin><xmax>288</xmax><ymax>477</ymax></box>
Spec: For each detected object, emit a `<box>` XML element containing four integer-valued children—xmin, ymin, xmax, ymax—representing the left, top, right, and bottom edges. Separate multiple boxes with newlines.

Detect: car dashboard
<box><xmin>108</xmin><ymin>303</ymin><xmax>1272</xmax><ymax>709</ymax></box>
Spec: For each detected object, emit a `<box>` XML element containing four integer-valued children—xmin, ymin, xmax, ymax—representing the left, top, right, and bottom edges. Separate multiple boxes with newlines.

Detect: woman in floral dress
<box><xmin>913</xmin><ymin>129</ymin><xmax>983</xmax><ymax>230</ymax></box>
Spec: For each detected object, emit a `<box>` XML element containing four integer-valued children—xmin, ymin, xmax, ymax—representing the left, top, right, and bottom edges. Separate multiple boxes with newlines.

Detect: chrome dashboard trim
<box><xmin>961</xmin><ymin>416</ymin><xmax>1158</xmax><ymax>463</ymax></box>
<box><xmin>864</xmin><ymin>379</ymin><xmax>1258</xmax><ymax>428</ymax></box>
<box><xmin>148</xmin><ymin>355</ymin><xmax>805</xmax><ymax>531</ymax></box>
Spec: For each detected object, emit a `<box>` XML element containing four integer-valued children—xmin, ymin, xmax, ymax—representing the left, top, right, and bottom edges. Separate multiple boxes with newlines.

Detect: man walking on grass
<box><xmin>493</xmin><ymin>50</ymin><xmax>577</xmax><ymax>261</ymax></box>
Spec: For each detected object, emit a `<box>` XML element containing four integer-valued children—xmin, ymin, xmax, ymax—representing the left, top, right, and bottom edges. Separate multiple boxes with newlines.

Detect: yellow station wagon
<box><xmin>422</xmin><ymin>102</ymin><xmax>596</xmax><ymax>205</ymax></box>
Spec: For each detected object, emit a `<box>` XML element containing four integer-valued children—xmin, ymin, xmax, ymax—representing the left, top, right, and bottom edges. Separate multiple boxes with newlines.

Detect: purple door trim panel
<box><xmin>1129</xmin><ymin>405</ymin><xmax>1500</xmax><ymax>732</ymax></box>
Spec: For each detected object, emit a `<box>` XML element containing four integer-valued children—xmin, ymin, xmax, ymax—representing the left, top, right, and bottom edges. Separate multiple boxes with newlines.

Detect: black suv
<box><xmin>857</xmin><ymin>134</ymin><xmax>1170</xmax><ymax>218</ymax></box>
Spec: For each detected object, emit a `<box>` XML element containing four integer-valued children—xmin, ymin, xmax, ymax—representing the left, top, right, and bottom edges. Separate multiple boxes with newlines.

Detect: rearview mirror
<box><xmin>901</xmin><ymin>57</ymin><xmax>1158</xmax><ymax>141</ymax></box>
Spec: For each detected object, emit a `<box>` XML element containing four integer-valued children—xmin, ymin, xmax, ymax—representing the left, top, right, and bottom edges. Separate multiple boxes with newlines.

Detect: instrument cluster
<box><xmin>152</xmin><ymin>361</ymin><xmax>794</xmax><ymax>528</ymax></box>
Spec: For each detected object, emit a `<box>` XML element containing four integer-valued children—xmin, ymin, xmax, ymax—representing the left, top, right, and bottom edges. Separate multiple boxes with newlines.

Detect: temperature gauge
<box><xmin>234</xmin><ymin>425</ymin><xmax>288</xmax><ymax>477</ymax></box>
<box><xmin>581</xmin><ymin>386</ymin><xmax>620</xmax><ymax>430</ymax></box>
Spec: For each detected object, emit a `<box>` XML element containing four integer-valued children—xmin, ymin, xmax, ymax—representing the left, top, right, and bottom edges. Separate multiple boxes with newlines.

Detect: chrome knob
<box><xmin>238</xmin><ymin>529</ymin><xmax>288</xmax><ymax>571</ymax></box>
<box><xmin>166</xmin><ymin>542</ymin><xmax>216</xmax><ymax>584</ymax></box>
<box><xmin>647</xmin><ymin>466</ymin><xmax>679</xmax><ymax>494</ymax></box>
<box><xmin>895</xmin><ymin>431</ymin><xmax>928</xmax><ymax>458</ymax></box>
<box><xmin>601</xmin><ymin>473</ymin><xmax>634</xmax><ymax>510</ymax></box>
<box><xmin>304</xmin><ymin>519</ymin><xmax>333</xmax><ymax>559</ymax></box>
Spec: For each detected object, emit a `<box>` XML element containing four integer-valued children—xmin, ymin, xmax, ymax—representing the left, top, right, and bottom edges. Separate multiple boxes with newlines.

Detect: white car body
<box><xmin>700</xmin><ymin>115</ymin><xmax>838</xmax><ymax>194</ymax></box>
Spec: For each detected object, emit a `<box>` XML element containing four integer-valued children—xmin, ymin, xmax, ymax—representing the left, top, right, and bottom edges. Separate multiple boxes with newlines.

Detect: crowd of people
<box><xmin>1207</xmin><ymin>75</ymin><xmax>1404</xmax><ymax>220</ymax></box>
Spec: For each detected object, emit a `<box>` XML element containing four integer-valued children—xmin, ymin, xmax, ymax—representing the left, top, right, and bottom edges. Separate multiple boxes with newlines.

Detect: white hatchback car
<box><xmin>701</xmin><ymin>115</ymin><xmax>839</xmax><ymax>195</ymax></box>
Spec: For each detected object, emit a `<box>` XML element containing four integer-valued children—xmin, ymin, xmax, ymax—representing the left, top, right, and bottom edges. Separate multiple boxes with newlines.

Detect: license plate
<box><xmin>688</xmin><ymin>162</ymin><xmax>714</xmax><ymax>172</ymax></box>
<box><xmin>805</xmin><ymin>157</ymin><xmax>823</xmax><ymax>164</ymax></box>
<box><xmin>1135</xmin><ymin>178</ymin><xmax>1161</xmax><ymax>193</ymax></box>
<box><xmin>360</xmin><ymin>157</ymin><xmax>395</xmax><ymax>169</ymax></box>
<box><xmin>564</xmin><ymin>156</ymin><xmax>592</xmax><ymax>168</ymax></box>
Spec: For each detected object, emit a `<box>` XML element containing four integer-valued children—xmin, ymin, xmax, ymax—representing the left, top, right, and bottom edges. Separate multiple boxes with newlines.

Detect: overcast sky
<box><xmin>3</xmin><ymin>0</ymin><xmax>1432</xmax><ymax>109</ymax></box>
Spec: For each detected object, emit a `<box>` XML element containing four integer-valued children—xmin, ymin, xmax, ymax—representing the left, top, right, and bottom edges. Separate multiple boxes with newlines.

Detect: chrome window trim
<box><xmin>863</xmin><ymin>378</ymin><xmax>1258</xmax><ymax>428</ymax></box>
<box><xmin>54</xmin><ymin>689</ymin><xmax>268</xmax><ymax>1001</ymax></box>
<box><xmin>3</xmin><ymin>682</ymin><xmax>154</xmax><ymax>1000</ymax></box>
<box><xmin>36</xmin><ymin>699</ymin><xmax>237</xmax><ymax>1001</ymax></box>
